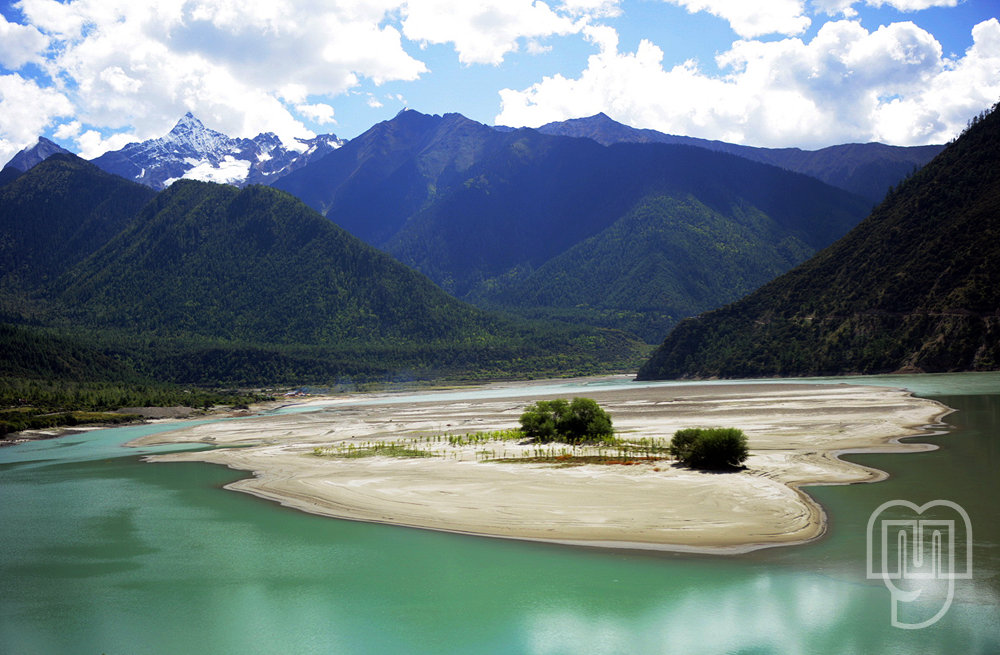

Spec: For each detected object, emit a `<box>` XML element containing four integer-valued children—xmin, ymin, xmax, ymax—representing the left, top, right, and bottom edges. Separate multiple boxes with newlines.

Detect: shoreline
<box><xmin>131</xmin><ymin>379</ymin><xmax>951</xmax><ymax>554</ymax></box>
<box><xmin>0</xmin><ymin>404</ymin><xmax>259</xmax><ymax>447</ymax></box>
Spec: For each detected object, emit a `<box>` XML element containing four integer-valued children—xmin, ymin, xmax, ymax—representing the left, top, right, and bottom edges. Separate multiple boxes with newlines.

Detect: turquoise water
<box><xmin>1</xmin><ymin>374</ymin><xmax>998</xmax><ymax>654</ymax></box>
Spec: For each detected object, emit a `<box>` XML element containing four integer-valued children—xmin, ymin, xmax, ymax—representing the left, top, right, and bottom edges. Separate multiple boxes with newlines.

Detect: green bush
<box><xmin>668</xmin><ymin>428</ymin><xmax>703</xmax><ymax>462</ymax></box>
<box><xmin>670</xmin><ymin>427</ymin><xmax>748</xmax><ymax>470</ymax></box>
<box><xmin>519</xmin><ymin>397</ymin><xmax>613</xmax><ymax>444</ymax></box>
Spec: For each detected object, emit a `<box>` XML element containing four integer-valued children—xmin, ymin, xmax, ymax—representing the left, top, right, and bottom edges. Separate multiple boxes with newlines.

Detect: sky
<box><xmin>1</xmin><ymin>0</ymin><xmax>998</xmax><ymax>164</ymax></box>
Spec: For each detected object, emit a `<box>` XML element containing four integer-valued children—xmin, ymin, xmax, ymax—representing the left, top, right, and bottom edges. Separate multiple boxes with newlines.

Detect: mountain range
<box><xmin>637</xmin><ymin>101</ymin><xmax>1000</xmax><ymax>379</ymax></box>
<box><xmin>4</xmin><ymin>106</ymin><xmax>988</xmax><ymax>387</ymax></box>
<box><xmin>88</xmin><ymin>113</ymin><xmax>344</xmax><ymax>190</ymax></box>
<box><xmin>1</xmin><ymin>154</ymin><xmax>641</xmax><ymax>385</ymax></box>
<box><xmin>533</xmin><ymin>113</ymin><xmax>943</xmax><ymax>204</ymax></box>
<box><xmin>274</xmin><ymin>110</ymin><xmax>871</xmax><ymax>341</ymax></box>
<box><xmin>4</xmin><ymin>109</ymin><xmax>932</xmax><ymax>344</ymax></box>
<box><xmin>5</xmin><ymin>109</ymin><xmax>940</xmax><ymax>207</ymax></box>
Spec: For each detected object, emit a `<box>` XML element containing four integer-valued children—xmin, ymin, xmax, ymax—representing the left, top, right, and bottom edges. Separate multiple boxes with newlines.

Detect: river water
<box><xmin>1</xmin><ymin>373</ymin><xmax>998</xmax><ymax>654</ymax></box>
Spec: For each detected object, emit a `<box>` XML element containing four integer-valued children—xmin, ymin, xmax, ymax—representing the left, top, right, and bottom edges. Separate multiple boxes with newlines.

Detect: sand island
<box><xmin>131</xmin><ymin>379</ymin><xmax>949</xmax><ymax>553</ymax></box>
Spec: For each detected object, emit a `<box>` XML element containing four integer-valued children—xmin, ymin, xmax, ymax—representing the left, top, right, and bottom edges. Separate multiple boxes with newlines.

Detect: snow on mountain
<box><xmin>91</xmin><ymin>113</ymin><xmax>343</xmax><ymax>190</ymax></box>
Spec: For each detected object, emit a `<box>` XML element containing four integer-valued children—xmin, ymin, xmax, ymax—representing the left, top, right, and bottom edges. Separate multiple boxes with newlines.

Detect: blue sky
<box><xmin>1</xmin><ymin>0</ymin><xmax>998</xmax><ymax>164</ymax></box>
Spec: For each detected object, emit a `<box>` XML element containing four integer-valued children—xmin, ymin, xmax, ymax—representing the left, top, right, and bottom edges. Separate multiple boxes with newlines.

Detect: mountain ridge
<box><xmin>1</xmin><ymin>136</ymin><xmax>75</xmax><ymax>173</ymax></box>
<box><xmin>89</xmin><ymin>113</ymin><xmax>343</xmax><ymax>190</ymax></box>
<box><xmin>0</xmin><ymin>157</ymin><xmax>643</xmax><ymax>384</ymax></box>
<box><xmin>533</xmin><ymin>113</ymin><xmax>944</xmax><ymax>204</ymax></box>
<box><xmin>274</xmin><ymin>110</ymin><xmax>500</xmax><ymax>245</ymax></box>
<box><xmin>637</xmin><ymin>102</ymin><xmax>1000</xmax><ymax>379</ymax></box>
<box><xmin>0</xmin><ymin>154</ymin><xmax>157</xmax><ymax>296</ymax></box>
<box><xmin>275</xmin><ymin>109</ymin><xmax>870</xmax><ymax>341</ymax></box>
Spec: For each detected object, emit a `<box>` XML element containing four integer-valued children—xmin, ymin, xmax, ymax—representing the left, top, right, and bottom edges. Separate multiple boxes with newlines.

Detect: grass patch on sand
<box><xmin>313</xmin><ymin>442</ymin><xmax>435</xmax><ymax>459</ymax></box>
<box><xmin>492</xmin><ymin>454</ymin><xmax>670</xmax><ymax>467</ymax></box>
<box><xmin>310</xmin><ymin>431</ymin><xmax>674</xmax><ymax>466</ymax></box>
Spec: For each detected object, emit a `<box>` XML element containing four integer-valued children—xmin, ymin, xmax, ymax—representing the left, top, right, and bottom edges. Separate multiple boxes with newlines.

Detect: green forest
<box><xmin>638</xmin><ymin>102</ymin><xmax>1000</xmax><ymax>379</ymax></box>
<box><xmin>0</xmin><ymin>156</ymin><xmax>646</xmax><ymax>433</ymax></box>
<box><xmin>276</xmin><ymin>111</ymin><xmax>870</xmax><ymax>342</ymax></box>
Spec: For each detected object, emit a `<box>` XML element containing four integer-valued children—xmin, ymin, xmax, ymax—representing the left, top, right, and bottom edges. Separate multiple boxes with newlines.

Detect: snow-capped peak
<box><xmin>162</xmin><ymin>113</ymin><xmax>237</xmax><ymax>155</ymax></box>
<box><xmin>174</xmin><ymin>111</ymin><xmax>201</xmax><ymax>129</ymax></box>
<box><xmin>89</xmin><ymin>114</ymin><xmax>346</xmax><ymax>190</ymax></box>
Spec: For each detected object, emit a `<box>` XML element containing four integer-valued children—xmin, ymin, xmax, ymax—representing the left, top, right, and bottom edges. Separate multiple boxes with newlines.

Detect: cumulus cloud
<box><xmin>0</xmin><ymin>73</ymin><xmax>73</xmax><ymax>164</ymax></box>
<box><xmin>296</xmin><ymin>103</ymin><xmax>336</xmax><ymax>125</ymax></box>
<box><xmin>401</xmin><ymin>0</ymin><xmax>581</xmax><ymax>65</ymax></box>
<box><xmin>868</xmin><ymin>0</ymin><xmax>959</xmax><ymax>10</ymax></box>
<box><xmin>812</xmin><ymin>0</ymin><xmax>859</xmax><ymax>17</ymax></box>
<box><xmin>884</xmin><ymin>17</ymin><xmax>1000</xmax><ymax>143</ymax></box>
<box><xmin>815</xmin><ymin>0</ymin><xmax>958</xmax><ymax>17</ymax></box>
<box><xmin>0</xmin><ymin>13</ymin><xmax>48</xmax><ymax>69</ymax></box>
<box><xmin>496</xmin><ymin>18</ymin><xmax>1000</xmax><ymax>148</ymax></box>
<box><xmin>4</xmin><ymin>0</ymin><xmax>605</xmax><ymax>155</ymax></box>
<box><xmin>6</xmin><ymin>0</ymin><xmax>429</xmax><ymax>154</ymax></box>
<box><xmin>1</xmin><ymin>0</ymin><xmax>994</xmax><ymax>159</ymax></box>
<box><xmin>559</xmin><ymin>0</ymin><xmax>623</xmax><ymax>18</ymax></box>
<box><xmin>664</xmin><ymin>0</ymin><xmax>810</xmax><ymax>38</ymax></box>
<box><xmin>53</xmin><ymin>120</ymin><xmax>82</xmax><ymax>140</ymax></box>
<box><xmin>75</xmin><ymin>129</ymin><xmax>139</xmax><ymax>160</ymax></box>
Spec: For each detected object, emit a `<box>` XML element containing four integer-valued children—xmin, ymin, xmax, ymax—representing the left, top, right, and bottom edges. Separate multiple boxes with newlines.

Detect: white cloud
<box><xmin>279</xmin><ymin>84</ymin><xmax>309</xmax><ymax>105</ymax></box>
<box><xmin>7</xmin><ymin>0</ymin><xmax>430</xmax><ymax>155</ymax></box>
<box><xmin>0</xmin><ymin>13</ymin><xmax>49</xmax><ymax>69</ymax></box>
<box><xmin>296</xmin><ymin>102</ymin><xmax>336</xmax><ymax>125</ymax></box>
<box><xmin>75</xmin><ymin>129</ymin><xmax>139</xmax><ymax>159</ymax></box>
<box><xmin>886</xmin><ymin>17</ymin><xmax>1000</xmax><ymax>143</ymax></box>
<box><xmin>867</xmin><ymin>0</ymin><xmax>958</xmax><ymax>10</ymax></box>
<box><xmin>496</xmin><ymin>19</ymin><xmax>1000</xmax><ymax>148</ymax></box>
<box><xmin>53</xmin><ymin>120</ymin><xmax>81</xmax><ymax>139</ymax></box>
<box><xmin>559</xmin><ymin>0</ymin><xmax>623</xmax><ymax>18</ymax></box>
<box><xmin>814</xmin><ymin>0</ymin><xmax>959</xmax><ymax>17</ymax></box>
<box><xmin>664</xmin><ymin>0</ymin><xmax>810</xmax><ymax>38</ymax></box>
<box><xmin>526</xmin><ymin>40</ymin><xmax>554</xmax><ymax>55</ymax></box>
<box><xmin>812</xmin><ymin>0</ymin><xmax>859</xmax><ymax>17</ymax></box>
<box><xmin>401</xmin><ymin>0</ymin><xmax>581</xmax><ymax>65</ymax></box>
<box><xmin>14</xmin><ymin>0</ymin><xmax>90</xmax><ymax>38</ymax></box>
<box><xmin>0</xmin><ymin>73</ymin><xmax>73</xmax><ymax>164</ymax></box>
<box><xmin>98</xmin><ymin>66</ymin><xmax>143</xmax><ymax>94</ymax></box>
<box><xmin>1</xmin><ymin>0</ymin><xmax>994</xmax><ymax>160</ymax></box>
<box><xmin>671</xmin><ymin>0</ymin><xmax>961</xmax><ymax>32</ymax></box>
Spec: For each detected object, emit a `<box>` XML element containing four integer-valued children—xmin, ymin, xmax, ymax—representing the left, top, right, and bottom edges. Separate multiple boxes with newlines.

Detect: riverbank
<box><xmin>1</xmin><ymin>404</ymin><xmax>251</xmax><ymax>447</ymax></box>
<box><xmin>131</xmin><ymin>380</ymin><xmax>949</xmax><ymax>553</ymax></box>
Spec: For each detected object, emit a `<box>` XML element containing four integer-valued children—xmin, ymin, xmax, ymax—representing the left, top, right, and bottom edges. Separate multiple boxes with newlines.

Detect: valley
<box><xmin>2</xmin><ymin>3</ymin><xmax>998</xmax><ymax>652</ymax></box>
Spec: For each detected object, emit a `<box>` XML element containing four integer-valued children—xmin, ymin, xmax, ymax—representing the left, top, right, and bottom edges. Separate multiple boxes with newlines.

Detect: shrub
<box><xmin>668</xmin><ymin>428</ymin><xmax>702</xmax><ymax>462</ymax></box>
<box><xmin>670</xmin><ymin>427</ymin><xmax>748</xmax><ymax>470</ymax></box>
<box><xmin>519</xmin><ymin>397</ymin><xmax>614</xmax><ymax>444</ymax></box>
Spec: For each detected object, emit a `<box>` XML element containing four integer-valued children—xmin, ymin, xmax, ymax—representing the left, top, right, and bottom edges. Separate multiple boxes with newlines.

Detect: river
<box><xmin>1</xmin><ymin>373</ymin><xmax>998</xmax><ymax>654</ymax></box>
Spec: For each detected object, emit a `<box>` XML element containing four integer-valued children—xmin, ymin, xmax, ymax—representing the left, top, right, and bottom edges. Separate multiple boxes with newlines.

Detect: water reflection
<box><xmin>521</xmin><ymin>567</ymin><xmax>996</xmax><ymax>655</ymax></box>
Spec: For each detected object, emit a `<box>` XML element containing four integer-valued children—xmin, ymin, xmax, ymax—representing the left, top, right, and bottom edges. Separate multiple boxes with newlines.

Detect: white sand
<box><xmin>132</xmin><ymin>381</ymin><xmax>949</xmax><ymax>553</ymax></box>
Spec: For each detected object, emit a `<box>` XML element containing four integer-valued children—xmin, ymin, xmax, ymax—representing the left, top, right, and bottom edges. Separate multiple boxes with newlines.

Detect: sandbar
<box><xmin>131</xmin><ymin>379</ymin><xmax>950</xmax><ymax>553</ymax></box>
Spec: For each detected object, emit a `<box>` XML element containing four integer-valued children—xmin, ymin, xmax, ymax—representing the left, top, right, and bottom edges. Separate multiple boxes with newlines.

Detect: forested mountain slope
<box><xmin>0</xmin><ymin>155</ymin><xmax>156</xmax><ymax>301</ymax></box>
<box><xmin>54</xmin><ymin>180</ymin><xmax>491</xmax><ymax>344</ymax></box>
<box><xmin>273</xmin><ymin>110</ymin><xmax>498</xmax><ymax>245</ymax></box>
<box><xmin>387</xmin><ymin>138</ymin><xmax>870</xmax><ymax>342</ymax></box>
<box><xmin>637</xmin><ymin>103</ymin><xmax>1000</xmax><ymax>379</ymax></box>
<box><xmin>275</xmin><ymin>111</ymin><xmax>870</xmax><ymax>341</ymax></box>
<box><xmin>1</xmin><ymin>163</ymin><xmax>641</xmax><ymax>384</ymax></box>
